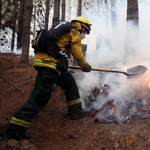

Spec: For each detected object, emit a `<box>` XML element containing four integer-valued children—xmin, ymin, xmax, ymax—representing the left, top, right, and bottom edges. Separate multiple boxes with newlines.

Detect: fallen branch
<box><xmin>117</xmin><ymin>115</ymin><xmax>131</xmax><ymax>125</ymax></box>
<box><xmin>117</xmin><ymin>110</ymin><xmax>150</xmax><ymax>125</ymax></box>
<box><xmin>2</xmin><ymin>76</ymin><xmax>23</xmax><ymax>93</ymax></box>
<box><xmin>138</xmin><ymin>109</ymin><xmax>150</xmax><ymax>111</ymax></box>
<box><xmin>90</xmin><ymin>99</ymin><xmax>114</xmax><ymax>116</ymax></box>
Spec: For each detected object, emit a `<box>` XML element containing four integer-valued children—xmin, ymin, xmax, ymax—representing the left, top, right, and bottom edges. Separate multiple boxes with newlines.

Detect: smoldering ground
<box><xmin>78</xmin><ymin>1</ymin><xmax>150</xmax><ymax>121</ymax></box>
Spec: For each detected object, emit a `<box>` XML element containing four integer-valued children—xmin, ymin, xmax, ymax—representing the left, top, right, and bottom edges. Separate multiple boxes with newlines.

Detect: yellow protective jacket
<box><xmin>33</xmin><ymin>28</ymin><xmax>88</xmax><ymax>74</ymax></box>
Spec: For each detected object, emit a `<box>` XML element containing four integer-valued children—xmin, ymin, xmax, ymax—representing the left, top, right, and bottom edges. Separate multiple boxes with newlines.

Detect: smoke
<box><xmin>79</xmin><ymin>1</ymin><xmax>150</xmax><ymax>120</ymax></box>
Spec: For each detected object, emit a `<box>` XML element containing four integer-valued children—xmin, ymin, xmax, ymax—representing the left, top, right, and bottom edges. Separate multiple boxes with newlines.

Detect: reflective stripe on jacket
<box><xmin>33</xmin><ymin>59</ymin><xmax>61</xmax><ymax>75</ymax></box>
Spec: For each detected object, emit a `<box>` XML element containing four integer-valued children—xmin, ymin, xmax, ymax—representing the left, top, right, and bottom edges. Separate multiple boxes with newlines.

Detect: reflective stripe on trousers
<box><xmin>67</xmin><ymin>98</ymin><xmax>81</xmax><ymax>106</ymax></box>
<box><xmin>10</xmin><ymin>117</ymin><xmax>30</xmax><ymax>128</ymax></box>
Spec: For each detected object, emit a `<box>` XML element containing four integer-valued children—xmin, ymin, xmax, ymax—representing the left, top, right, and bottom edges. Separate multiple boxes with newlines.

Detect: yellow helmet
<box><xmin>71</xmin><ymin>16</ymin><xmax>91</xmax><ymax>34</ymax></box>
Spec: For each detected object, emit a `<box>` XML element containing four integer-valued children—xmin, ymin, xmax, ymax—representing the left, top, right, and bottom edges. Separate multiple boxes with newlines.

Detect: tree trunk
<box><xmin>61</xmin><ymin>0</ymin><xmax>65</xmax><ymax>21</ymax></box>
<box><xmin>21</xmin><ymin>0</ymin><xmax>33</xmax><ymax>64</ymax></box>
<box><xmin>17</xmin><ymin>0</ymin><xmax>26</xmax><ymax>50</ymax></box>
<box><xmin>53</xmin><ymin>0</ymin><xmax>60</xmax><ymax>25</ymax></box>
<box><xmin>11</xmin><ymin>0</ymin><xmax>18</xmax><ymax>52</ymax></box>
<box><xmin>45</xmin><ymin>0</ymin><xmax>50</xmax><ymax>30</ymax></box>
<box><xmin>0</xmin><ymin>0</ymin><xmax>2</xmax><ymax>30</ymax></box>
<box><xmin>97</xmin><ymin>0</ymin><xmax>102</xmax><ymax>9</ymax></box>
<box><xmin>111</xmin><ymin>0</ymin><xmax>117</xmax><ymax>28</ymax></box>
<box><xmin>127</xmin><ymin>0</ymin><xmax>139</xmax><ymax>26</ymax></box>
<box><xmin>77</xmin><ymin>0</ymin><xmax>82</xmax><ymax>16</ymax></box>
<box><xmin>124</xmin><ymin>0</ymin><xmax>139</xmax><ymax>64</ymax></box>
<box><xmin>110</xmin><ymin>0</ymin><xmax>117</xmax><ymax>52</ymax></box>
<box><xmin>72</xmin><ymin>0</ymin><xmax>82</xmax><ymax>66</ymax></box>
<box><xmin>68</xmin><ymin>0</ymin><xmax>71</xmax><ymax>20</ymax></box>
<box><xmin>104</xmin><ymin>0</ymin><xmax>110</xmax><ymax>37</ymax></box>
<box><xmin>33</xmin><ymin>0</ymin><xmax>36</xmax><ymax>36</ymax></box>
<box><xmin>11</xmin><ymin>19</ymin><xmax>16</xmax><ymax>51</ymax></box>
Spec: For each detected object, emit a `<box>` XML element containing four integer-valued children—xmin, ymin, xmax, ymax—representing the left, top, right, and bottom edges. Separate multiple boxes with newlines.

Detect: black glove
<box><xmin>82</xmin><ymin>64</ymin><xmax>91</xmax><ymax>72</ymax></box>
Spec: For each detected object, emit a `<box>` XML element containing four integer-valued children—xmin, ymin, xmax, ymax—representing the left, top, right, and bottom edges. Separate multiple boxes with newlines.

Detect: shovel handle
<box><xmin>68</xmin><ymin>66</ymin><xmax>126</xmax><ymax>74</ymax></box>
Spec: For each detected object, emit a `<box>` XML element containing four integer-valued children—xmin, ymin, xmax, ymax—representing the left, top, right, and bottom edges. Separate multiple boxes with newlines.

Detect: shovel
<box><xmin>68</xmin><ymin>65</ymin><xmax>147</xmax><ymax>79</ymax></box>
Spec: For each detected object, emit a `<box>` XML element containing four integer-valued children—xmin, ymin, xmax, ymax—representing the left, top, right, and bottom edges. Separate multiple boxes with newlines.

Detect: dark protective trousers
<box><xmin>6</xmin><ymin>67</ymin><xmax>82</xmax><ymax>140</ymax></box>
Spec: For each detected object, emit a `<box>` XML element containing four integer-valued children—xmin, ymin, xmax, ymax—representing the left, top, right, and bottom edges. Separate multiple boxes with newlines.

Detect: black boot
<box><xmin>5</xmin><ymin>123</ymin><xmax>27</xmax><ymax>140</ymax></box>
<box><xmin>70</xmin><ymin>109</ymin><xmax>92</xmax><ymax>120</ymax></box>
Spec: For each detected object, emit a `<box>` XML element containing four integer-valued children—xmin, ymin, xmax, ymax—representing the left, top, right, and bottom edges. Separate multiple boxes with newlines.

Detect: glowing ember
<box><xmin>100</xmin><ymin>88</ymin><xmax>103</xmax><ymax>93</ymax></box>
<box><xmin>124</xmin><ymin>66</ymin><xmax>128</xmax><ymax>71</ymax></box>
<box><xmin>86</xmin><ymin>82</ymin><xmax>150</xmax><ymax>124</ymax></box>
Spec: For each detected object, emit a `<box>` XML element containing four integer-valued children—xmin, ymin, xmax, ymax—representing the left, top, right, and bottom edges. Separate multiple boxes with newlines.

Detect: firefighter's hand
<box><xmin>31</xmin><ymin>39</ymin><xmax>36</xmax><ymax>48</ymax></box>
<box><xmin>82</xmin><ymin>64</ymin><xmax>91</xmax><ymax>72</ymax></box>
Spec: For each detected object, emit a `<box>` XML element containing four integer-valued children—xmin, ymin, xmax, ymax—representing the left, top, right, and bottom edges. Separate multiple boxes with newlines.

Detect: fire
<box><xmin>100</xmin><ymin>87</ymin><xmax>103</xmax><ymax>93</ymax></box>
<box><xmin>111</xmin><ymin>106</ymin><xmax>115</xmax><ymax>112</ymax></box>
<box><xmin>145</xmin><ymin>78</ymin><xmax>150</xmax><ymax>88</ymax></box>
<box><xmin>124</xmin><ymin>66</ymin><xmax>128</xmax><ymax>71</ymax></box>
<box><xmin>89</xmin><ymin>64</ymin><xmax>150</xmax><ymax>124</ymax></box>
<box><xmin>110</xmin><ymin>90</ymin><xmax>113</xmax><ymax>96</ymax></box>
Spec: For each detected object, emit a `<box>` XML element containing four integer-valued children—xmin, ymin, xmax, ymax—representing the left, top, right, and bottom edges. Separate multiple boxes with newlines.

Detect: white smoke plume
<box><xmin>79</xmin><ymin>1</ymin><xmax>150</xmax><ymax>120</ymax></box>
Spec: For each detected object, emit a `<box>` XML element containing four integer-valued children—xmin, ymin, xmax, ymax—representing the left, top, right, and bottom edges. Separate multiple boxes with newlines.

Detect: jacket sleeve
<box><xmin>70</xmin><ymin>29</ymin><xmax>88</xmax><ymax>68</ymax></box>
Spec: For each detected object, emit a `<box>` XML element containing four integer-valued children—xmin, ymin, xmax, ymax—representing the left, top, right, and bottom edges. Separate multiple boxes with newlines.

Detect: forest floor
<box><xmin>1</xmin><ymin>53</ymin><xmax>150</xmax><ymax>150</ymax></box>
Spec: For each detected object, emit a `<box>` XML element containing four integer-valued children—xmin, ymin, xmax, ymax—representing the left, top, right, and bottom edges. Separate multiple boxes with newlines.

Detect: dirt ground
<box><xmin>1</xmin><ymin>53</ymin><xmax>150</xmax><ymax>150</ymax></box>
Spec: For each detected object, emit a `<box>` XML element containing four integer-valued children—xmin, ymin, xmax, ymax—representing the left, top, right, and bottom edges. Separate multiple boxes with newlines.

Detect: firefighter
<box><xmin>5</xmin><ymin>16</ymin><xmax>92</xmax><ymax>140</ymax></box>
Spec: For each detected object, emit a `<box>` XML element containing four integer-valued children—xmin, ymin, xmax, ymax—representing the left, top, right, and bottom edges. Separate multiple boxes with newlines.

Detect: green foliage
<box><xmin>2</xmin><ymin>0</ymin><xmax>20</xmax><ymax>29</ymax></box>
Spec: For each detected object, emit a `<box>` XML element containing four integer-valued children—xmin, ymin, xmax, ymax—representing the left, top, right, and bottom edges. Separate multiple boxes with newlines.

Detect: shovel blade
<box><xmin>127</xmin><ymin>65</ymin><xmax>147</xmax><ymax>79</ymax></box>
